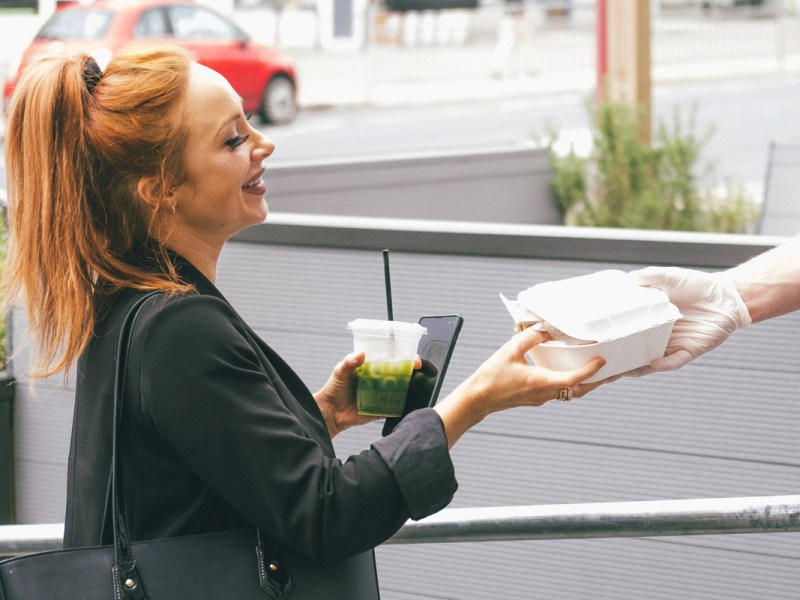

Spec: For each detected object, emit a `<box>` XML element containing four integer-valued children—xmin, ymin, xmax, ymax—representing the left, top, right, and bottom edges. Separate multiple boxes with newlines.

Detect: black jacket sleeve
<box><xmin>135</xmin><ymin>295</ymin><xmax>457</xmax><ymax>562</ymax></box>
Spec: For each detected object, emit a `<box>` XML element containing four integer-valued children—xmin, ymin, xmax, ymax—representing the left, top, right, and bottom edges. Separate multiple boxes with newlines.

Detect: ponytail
<box><xmin>3</xmin><ymin>47</ymin><xmax>193</xmax><ymax>379</ymax></box>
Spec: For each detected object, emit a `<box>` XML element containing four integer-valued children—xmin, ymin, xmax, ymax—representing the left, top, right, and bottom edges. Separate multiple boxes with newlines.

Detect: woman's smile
<box><xmin>169</xmin><ymin>62</ymin><xmax>275</xmax><ymax>253</ymax></box>
<box><xmin>242</xmin><ymin>168</ymin><xmax>266</xmax><ymax>195</ymax></box>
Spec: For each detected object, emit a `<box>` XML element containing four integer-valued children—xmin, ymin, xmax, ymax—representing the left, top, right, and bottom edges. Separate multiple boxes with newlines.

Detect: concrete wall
<box><xmin>10</xmin><ymin>217</ymin><xmax>800</xmax><ymax>599</ymax></box>
<box><xmin>264</xmin><ymin>146</ymin><xmax>561</xmax><ymax>224</ymax></box>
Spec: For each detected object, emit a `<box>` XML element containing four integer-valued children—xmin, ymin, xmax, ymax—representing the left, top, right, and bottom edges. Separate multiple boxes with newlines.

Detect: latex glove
<box><xmin>628</xmin><ymin>267</ymin><xmax>752</xmax><ymax>373</ymax></box>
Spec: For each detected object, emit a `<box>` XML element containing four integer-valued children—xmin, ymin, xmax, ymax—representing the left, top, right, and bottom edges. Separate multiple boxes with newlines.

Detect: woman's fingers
<box><xmin>510</xmin><ymin>326</ymin><xmax>549</xmax><ymax>355</ymax></box>
<box><xmin>545</xmin><ymin>356</ymin><xmax>606</xmax><ymax>402</ymax></box>
<box><xmin>573</xmin><ymin>376</ymin><xmax>607</xmax><ymax>397</ymax></box>
<box><xmin>476</xmin><ymin>328</ymin><xmax>610</xmax><ymax>410</ymax></box>
<box><xmin>570</xmin><ymin>355</ymin><xmax>606</xmax><ymax>384</ymax></box>
<box><xmin>335</xmin><ymin>351</ymin><xmax>364</xmax><ymax>376</ymax></box>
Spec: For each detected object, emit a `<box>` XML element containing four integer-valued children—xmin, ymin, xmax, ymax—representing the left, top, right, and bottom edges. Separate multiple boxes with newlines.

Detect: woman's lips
<box><xmin>242</xmin><ymin>169</ymin><xmax>267</xmax><ymax>195</ymax></box>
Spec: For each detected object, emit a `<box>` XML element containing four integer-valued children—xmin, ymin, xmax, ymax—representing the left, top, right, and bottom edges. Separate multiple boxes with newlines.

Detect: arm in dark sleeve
<box><xmin>137</xmin><ymin>295</ymin><xmax>457</xmax><ymax>562</ymax></box>
<box><xmin>371</xmin><ymin>408</ymin><xmax>456</xmax><ymax>520</ymax></box>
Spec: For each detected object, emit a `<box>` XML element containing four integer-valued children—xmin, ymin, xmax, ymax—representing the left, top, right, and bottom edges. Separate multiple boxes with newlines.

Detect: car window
<box><xmin>133</xmin><ymin>8</ymin><xmax>170</xmax><ymax>38</ymax></box>
<box><xmin>166</xmin><ymin>5</ymin><xmax>240</xmax><ymax>41</ymax></box>
<box><xmin>36</xmin><ymin>8</ymin><xmax>114</xmax><ymax>40</ymax></box>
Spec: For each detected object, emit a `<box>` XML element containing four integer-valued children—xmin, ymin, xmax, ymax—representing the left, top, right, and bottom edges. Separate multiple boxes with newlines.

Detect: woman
<box><xmin>3</xmin><ymin>45</ymin><xmax>605</xmax><ymax>585</ymax></box>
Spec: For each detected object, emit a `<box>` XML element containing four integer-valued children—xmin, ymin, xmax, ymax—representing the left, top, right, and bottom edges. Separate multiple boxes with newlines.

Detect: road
<box><xmin>266</xmin><ymin>74</ymin><xmax>800</xmax><ymax>197</ymax></box>
<box><xmin>2</xmin><ymin>74</ymin><xmax>799</xmax><ymax>201</ymax></box>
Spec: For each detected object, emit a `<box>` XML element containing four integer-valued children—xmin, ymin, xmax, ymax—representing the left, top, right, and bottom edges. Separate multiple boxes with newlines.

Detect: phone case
<box><xmin>382</xmin><ymin>315</ymin><xmax>463</xmax><ymax>436</ymax></box>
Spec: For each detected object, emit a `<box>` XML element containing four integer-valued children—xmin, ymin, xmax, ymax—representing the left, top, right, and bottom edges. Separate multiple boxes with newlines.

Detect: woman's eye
<box><xmin>225</xmin><ymin>134</ymin><xmax>250</xmax><ymax>150</ymax></box>
<box><xmin>245</xmin><ymin>112</ymin><xmax>254</xmax><ymax>122</ymax></box>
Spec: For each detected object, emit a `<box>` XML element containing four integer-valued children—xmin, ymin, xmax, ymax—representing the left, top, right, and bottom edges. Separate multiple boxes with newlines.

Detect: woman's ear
<box><xmin>136</xmin><ymin>175</ymin><xmax>165</xmax><ymax>209</ymax></box>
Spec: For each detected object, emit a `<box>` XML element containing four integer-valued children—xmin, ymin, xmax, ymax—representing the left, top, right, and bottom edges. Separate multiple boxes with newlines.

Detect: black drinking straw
<box><xmin>383</xmin><ymin>249</ymin><xmax>394</xmax><ymax>321</ymax></box>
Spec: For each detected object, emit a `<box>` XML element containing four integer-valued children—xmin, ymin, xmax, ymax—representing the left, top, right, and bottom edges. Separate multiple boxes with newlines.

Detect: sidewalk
<box><xmin>290</xmin><ymin>42</ymin><xmax>800</xmax><ymax>111</ymax></box>
<box><xmin>234</xmin><ymin>3</ymin><xmax>602</xmax><ymax>109</ymax></box>
<box><xmin>291</xmin><ymin>45</ymin><xmax>594</xmax><ymax>110</ymax></box>
<box><xmin>287</xmin><ymin>10</ymin><xmax>800</xmax><ymax>111</ymax></box>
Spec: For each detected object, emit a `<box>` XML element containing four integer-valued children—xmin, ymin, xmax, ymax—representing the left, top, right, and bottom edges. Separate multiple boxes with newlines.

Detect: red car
<box><xmin>3</xmin><ymin>0</ymin><xmax>298</xmax><ymax>124</ymax></box>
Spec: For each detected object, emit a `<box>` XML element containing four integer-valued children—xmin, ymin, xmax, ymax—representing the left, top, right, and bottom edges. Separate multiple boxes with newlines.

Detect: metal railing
<box><xmin>2</xmin><ymin>495</ymin><xmax>799</xmax><ymax>557</ymax></box>
<box><xmin>386</xmin><ymin>495</ymin><xmax>800</xmax><ymax>544</ymax></box>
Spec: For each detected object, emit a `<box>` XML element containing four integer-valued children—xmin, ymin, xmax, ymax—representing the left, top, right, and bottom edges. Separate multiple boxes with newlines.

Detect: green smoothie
<box><xmin>354</xmin><ymin>360</ymin><xmax>415</xmax><ymax>417</ymax></box>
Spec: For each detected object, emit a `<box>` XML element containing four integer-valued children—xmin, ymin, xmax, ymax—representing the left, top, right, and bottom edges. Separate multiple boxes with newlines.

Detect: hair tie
<box><xmin>83</xmin><ymin>57</ymin><xmax>103</xmax><ymax>95</ymax></box>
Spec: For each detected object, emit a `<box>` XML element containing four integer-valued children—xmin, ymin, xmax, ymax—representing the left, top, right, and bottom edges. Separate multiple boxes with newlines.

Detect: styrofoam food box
<box><xmin>501</xmin><ymin>270</ymin><xmax>682</xmax><ymax>383</ymax></box>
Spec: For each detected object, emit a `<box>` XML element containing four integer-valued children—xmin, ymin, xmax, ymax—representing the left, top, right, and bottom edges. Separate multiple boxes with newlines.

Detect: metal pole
<box><xmin>0</xmin><ymin>523</ymin><xmax>63</xmax><ymax>557</ymax></box>
<box><xmin>387</xmin><ymin>495</ymin><xmax>800</xmax><ymax>544</ymax></box>
<box><xmin>2</xmin><ymin>496</ymin><xmax>800</xmax><ymax>557</ymax></box>
<box><xmin>596</xmin><ymin>0</ymin><xmax>607</xmax><ymax>99</ymax></box>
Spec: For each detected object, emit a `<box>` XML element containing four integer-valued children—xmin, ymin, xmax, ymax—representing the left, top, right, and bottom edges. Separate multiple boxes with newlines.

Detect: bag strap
<box><xmin>109</xmin><ymin>291</ymin><xmax>162</xmax><ymax>598</ymax></box>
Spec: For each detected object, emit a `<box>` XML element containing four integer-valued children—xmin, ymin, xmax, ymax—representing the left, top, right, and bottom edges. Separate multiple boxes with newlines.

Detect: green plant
<box><xmin>546</xmin><ymin>98</ymin><xmax>758</xmax><ymax>233</ymax></box>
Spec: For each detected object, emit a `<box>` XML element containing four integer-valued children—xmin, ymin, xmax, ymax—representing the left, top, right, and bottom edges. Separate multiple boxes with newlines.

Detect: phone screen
<box><xmin>382</xmin><ymin>315</ymin><xmax>463</xmax><ymax>436</ymax></box>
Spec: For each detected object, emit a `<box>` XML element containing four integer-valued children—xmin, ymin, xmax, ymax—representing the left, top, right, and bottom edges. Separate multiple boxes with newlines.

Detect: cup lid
<box><xmin>347</xmin><ymin>319</ymin><xmax>427</xmax><ymax>336</ymax></box>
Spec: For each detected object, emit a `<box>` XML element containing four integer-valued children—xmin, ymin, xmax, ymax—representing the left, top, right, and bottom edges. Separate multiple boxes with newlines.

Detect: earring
<box><xmin>168</xmin><ymin>204</ymin><xmax>176</xmax><ymax>216</ymax></box>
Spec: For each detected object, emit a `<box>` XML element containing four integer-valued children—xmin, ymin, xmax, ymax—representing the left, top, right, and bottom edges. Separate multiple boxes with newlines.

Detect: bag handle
<box><xmin>109</xmin><ymin>291</ymin><xmax>161</xmax><ymax>598</ymax></box>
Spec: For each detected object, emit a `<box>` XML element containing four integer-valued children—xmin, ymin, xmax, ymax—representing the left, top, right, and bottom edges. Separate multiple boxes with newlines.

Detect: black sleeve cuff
<box><xmin>371</xmin><ymin>408</ymin><xmax>458</xmax><ymax>520</ymax></box>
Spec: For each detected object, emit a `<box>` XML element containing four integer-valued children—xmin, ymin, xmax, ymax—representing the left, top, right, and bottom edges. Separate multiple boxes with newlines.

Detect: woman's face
<box><xmin>171</xmin><ymin>63</ymin><xmax>275</xmax><ymax>246</ymax></box>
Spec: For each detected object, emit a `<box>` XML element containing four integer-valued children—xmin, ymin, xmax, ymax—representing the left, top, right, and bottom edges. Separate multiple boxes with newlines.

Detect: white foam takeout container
<box><xmin>500</xmin><ymin>270</ymin><xmax>682</xmax><ymax>383</ymax></box>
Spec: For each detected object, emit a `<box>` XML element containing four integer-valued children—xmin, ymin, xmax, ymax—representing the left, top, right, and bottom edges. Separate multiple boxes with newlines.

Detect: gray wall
<box><xmin>10</xmin><ymin>217</ymin><xmax>800</xmax><ymax>599</ymax></box>
<box><xmin>264</xmin><ymin>146</ymin><xmax>561</xmax><ymax>224</ymax></box>
<box><xmin>758</xmin><ymin>142</ymin><xmax>800</xmax><ymax>236</ymax></box>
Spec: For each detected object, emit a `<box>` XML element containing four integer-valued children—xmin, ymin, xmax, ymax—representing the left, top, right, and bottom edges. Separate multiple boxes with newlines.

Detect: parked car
<box><xmin>3</xmin><ymin>0</ymin><xmax>298</xmax><ymax>125</ymax></box>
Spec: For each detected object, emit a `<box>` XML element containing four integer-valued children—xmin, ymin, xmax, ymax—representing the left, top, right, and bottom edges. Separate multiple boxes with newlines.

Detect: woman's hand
<box><xmin>434</xmin><ymin>327</ymin><xmax>607</xmax><ymax>448</ymax></box>
<box><xmin>314</xmin><ymin>352</ymin><xmax>374</xmax><ymax>438</ymax></box>
<box><xmin>314</xmin><ymin>352</ymin><xmax>423</xmax><ymax>438</ymax></box>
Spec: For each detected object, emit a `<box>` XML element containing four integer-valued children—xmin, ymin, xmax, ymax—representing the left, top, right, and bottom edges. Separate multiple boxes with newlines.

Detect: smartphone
<box><xmin>382</xmin><ymin>315</ymin><xmax>464</xmax><ymax>436</ymax></box>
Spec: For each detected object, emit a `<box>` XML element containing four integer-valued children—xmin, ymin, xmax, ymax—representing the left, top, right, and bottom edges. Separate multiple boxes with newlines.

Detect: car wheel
<box><xmin>260</xmin><ymin>75</ymin><xmax>297</xmax><ymax>126</ymax></box>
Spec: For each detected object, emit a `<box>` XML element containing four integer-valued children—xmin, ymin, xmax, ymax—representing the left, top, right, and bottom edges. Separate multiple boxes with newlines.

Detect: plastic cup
<box><xmin>347</xmin><ymin>319</ymin><xmax>427</xmax><ymax>417</ymax></box>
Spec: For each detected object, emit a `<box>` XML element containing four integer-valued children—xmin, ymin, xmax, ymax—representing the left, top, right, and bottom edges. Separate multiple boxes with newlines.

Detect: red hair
<box><xmin>3</xmin><ymin>45</ymin><xmax>194</xmax><ymax>379</ymax></box>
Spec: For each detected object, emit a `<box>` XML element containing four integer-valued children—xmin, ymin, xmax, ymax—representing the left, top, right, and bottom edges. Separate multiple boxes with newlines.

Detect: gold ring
<box><xmin>557</xmin><ymin>387</ymin><xmax>573</xmax><ymax>402</ymax></box>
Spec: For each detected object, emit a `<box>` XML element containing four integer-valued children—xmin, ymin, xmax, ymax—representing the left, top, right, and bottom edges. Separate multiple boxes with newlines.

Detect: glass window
<box><xmin>36</xmin><ymin>8</ymin><xmax>114</xmax><ymax>40</ymax></box>
<box><xmin>0</xmin><ymin>0</ymin><xmax>39</xmax><ymax>15</ymax></box>
<box><xmin>133</xmin><ymin>8</ymin><xmax>170</xmax><ymax>38</ymax></box>
<box><xmin>167</xmin><ymin>5</ymin><xmax>239</xmax><ymax>41</ymax></box>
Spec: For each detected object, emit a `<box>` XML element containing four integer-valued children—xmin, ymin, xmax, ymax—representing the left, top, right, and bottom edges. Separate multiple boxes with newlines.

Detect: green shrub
<box><xmin>547</xmin><ymin>98</ymin><xmax>759</xmax><ymax>233</ymax></box>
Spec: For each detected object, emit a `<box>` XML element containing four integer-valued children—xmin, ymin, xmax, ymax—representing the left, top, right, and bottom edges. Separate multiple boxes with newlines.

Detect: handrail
<box><xmin>1</xmin><ymin>495</ymin><xmax>799</xmax><ymax>557</ymax></box>
<box><xmin>0</xmin><ymin>523</ymin><xmax>63</xmax><ymax>556</ymax></box>
<box><xmin>385</xmin><ymin>495</ymin><xmax>800</xmax><ymax>544</ymax></box>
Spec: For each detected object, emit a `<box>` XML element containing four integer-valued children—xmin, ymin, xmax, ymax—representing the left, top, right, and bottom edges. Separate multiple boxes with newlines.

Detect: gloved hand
<box><xmin>628</xmin><ymin>266</ymin><xmax>752</xmax><ymax>373</ymax></box>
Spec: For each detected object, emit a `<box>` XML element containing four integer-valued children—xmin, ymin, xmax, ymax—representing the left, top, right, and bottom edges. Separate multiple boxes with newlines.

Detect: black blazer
<box><xmin>64</xmin><ymin>257</ymin><xmax>457</xmax><ymax>563</ymax></box>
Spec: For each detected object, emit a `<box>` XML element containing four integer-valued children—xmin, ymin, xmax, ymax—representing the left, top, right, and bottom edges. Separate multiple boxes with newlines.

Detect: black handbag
<box><xmin>0</xmin><ymin>292</ymin><xmax>380</xmax><ymax>599</ymax></box>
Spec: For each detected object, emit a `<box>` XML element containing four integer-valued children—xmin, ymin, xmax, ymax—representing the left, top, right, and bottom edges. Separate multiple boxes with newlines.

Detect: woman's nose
<box><xmin>253</xmin><ymin>133</ymin><xmax>276</xmax><ymax>160</ymax></box>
